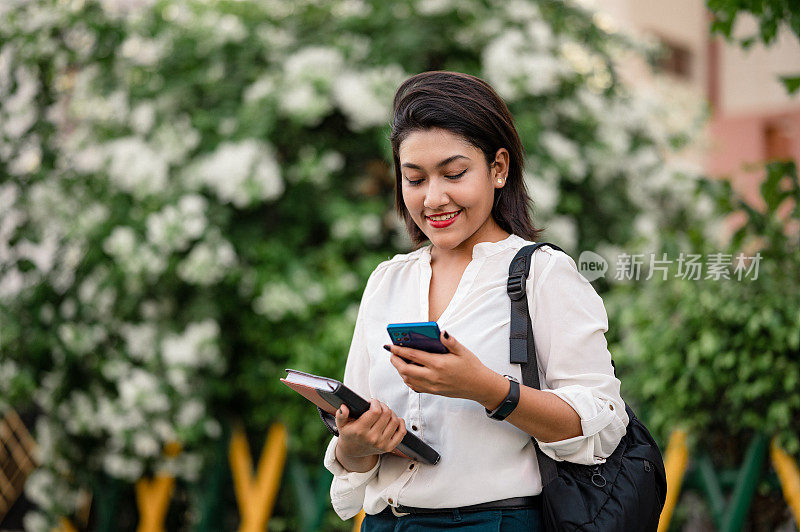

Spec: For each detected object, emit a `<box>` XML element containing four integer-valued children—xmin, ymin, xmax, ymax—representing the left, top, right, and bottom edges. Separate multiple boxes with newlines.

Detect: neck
<box><xmin>430</xmin><ymin>218</ymin><xmax>510</xmax><ymax>263</ymax></box>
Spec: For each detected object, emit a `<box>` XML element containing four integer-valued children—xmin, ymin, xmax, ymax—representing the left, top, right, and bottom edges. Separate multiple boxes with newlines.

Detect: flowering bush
<box><xmin>0</xmin><ymin>0</ymin><xmax>706</xmax><ymax>527</ymax></box>
<box><xmin>607</xmin><ymin>162</ymin><xmax>800</xmax><ymax>458</ymax></box>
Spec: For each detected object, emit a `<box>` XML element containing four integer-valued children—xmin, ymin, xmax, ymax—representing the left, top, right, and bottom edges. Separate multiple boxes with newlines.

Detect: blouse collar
<box><xmin>420</xmin><ymin>233</ymin><xmax>525</xmax><ymax>262</ymax></box>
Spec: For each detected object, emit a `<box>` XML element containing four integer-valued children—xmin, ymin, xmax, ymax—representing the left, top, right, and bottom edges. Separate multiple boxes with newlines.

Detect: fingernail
<box><xmin>383</xmin><ymin>345</ymin><xmax>391</xmax><ymax>351</ymax></box>
<box><xmin>443</xmin><ymin>331</ymin><xmax>450</xmax><ymax>339</ymax></box>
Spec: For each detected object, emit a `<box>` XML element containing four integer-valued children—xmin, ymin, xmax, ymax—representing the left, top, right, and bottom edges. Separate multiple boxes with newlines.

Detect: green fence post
<box><xmin>697</xmin><ymin>455</ymin><xmax>726</xmax><ymax>528</ymax></box>
<box><xmin>288</xmin><ymin>457</ymin><xmax>333</xmax><ymax>532</ymax></box>
<box><xmin>193</xmin><ymin>425</ymin><xmax>232</xmax><ymax>532</ymax></box>
<box><xmin>720</xmin><ymin>433</ymin><xmax>768</xmax><ymax>532</ymax></box>
<box><xmin>92</xmin><ymin>474</ymin><xmax>123</xmax><ymax>532</ymax></box>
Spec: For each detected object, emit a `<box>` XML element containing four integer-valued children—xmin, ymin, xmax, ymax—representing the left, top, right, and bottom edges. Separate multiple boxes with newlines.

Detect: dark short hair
<box><xmin>389</xmin><ymin>70</ymin><xmax>542</xmax><ymax>246</ymax></box>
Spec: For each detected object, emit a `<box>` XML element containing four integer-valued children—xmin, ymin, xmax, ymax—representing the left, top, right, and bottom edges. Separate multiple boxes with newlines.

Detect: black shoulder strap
<box><xmin>507</xmin><ymin>242</ymin><xmax>564</xmax><ymax>486</ymax></box>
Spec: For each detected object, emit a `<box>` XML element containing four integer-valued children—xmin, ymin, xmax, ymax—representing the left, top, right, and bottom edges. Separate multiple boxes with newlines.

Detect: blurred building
<box><xmin>597</xmin><ymin>0</ymin><xmax>800</xmax><ymax>207</ymax></box>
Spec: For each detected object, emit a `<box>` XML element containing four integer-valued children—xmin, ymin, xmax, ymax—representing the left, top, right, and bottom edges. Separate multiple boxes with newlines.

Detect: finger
<box><xmin>440</xmin><ymin>330</ymin><xmax>459</xmax><ymax>354</ymax></box>
<box><xmin>379</xmin><ymin>415</ymin><xmax>403</xmax><ymax>444</ymax></box>
<box><xmin>334</xmin><ymin>405</ymin><xmax>349</xmax><ymax>430</ymax></box>
<box><xmin>387</xmin><ymin>344</ymin><xmax>437</xmax><ymax>365</ymax></box>
<box><xmin>355</xmin><ymin>398</ymin><xmax>382</xmax><ymax>429</ymax></box>
<box><xmin>368</xmin><ymin>402</ymin><xmax>393</xmax><ymax>439</ymax></box>
<box><xmin>390</xmin><ymin>353</ymin><xmax>408</xmax><ymax>371</ymax></box>
<box><xmin>386</xmin><ymin>418</ymin><xmax>407</xmax><ymax>451</ymax></box>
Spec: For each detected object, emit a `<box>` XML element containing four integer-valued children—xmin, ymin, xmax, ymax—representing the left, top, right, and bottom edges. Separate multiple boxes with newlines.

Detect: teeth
<box><xmin>429</xmin><ymin>211</ymin><xmax>460</xmax><ymax>221</ymax></box>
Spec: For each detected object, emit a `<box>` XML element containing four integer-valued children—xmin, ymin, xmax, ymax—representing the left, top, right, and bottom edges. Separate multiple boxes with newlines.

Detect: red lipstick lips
<box><xmin>426</xmin><ymin>209</ymin><xmax>462</xmax><ymax>228</ymax></box>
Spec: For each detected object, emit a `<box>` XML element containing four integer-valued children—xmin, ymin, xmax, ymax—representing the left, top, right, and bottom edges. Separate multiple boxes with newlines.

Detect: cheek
<box><xmin>402</xmin><ymin>187</ymin><xmax>422</xmax><ymax>212</ymax></box>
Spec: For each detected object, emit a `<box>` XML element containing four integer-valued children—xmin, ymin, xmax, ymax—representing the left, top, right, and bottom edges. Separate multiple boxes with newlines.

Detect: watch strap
<box><xmin>485</xmin><ymin>376</ymin><xmax>520</xmax><ymax>420</ymax></box>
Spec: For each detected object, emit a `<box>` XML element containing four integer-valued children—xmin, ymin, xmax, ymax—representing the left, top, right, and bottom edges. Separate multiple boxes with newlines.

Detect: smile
<box><xmin>426</xmin><ymin>210</ymin><xmax>462</xmax><ymax>227</ymax></box>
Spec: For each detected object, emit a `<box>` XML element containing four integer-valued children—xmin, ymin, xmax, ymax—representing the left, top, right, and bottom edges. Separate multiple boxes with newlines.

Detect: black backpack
<box><xmin>507</xmin><ymin>243</ymin><xmax>667</xmax><ymax>531</ymax></box>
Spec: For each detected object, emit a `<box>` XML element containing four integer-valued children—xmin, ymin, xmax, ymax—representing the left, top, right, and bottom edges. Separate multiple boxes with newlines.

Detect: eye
<box><xmin>405</xmin><ymin>177</ymin><xmax>424</xmax><ymax>186</ymax></box>
<box><xmin>445</xmin><ymin>169</ymin><xmax>467</xmax><ymax>179</ymax></box>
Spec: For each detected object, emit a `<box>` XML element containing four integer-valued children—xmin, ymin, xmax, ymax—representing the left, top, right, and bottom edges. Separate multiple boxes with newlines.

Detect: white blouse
<box><xmin>323</xmin><ymin>233</ymin><xmax>628</xmax><ymax>520</ymax></box>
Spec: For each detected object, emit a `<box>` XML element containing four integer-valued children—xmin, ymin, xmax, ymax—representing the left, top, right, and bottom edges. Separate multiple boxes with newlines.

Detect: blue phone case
<box><xmin>386</xmin><ymin>321</ymin><xmax>449</xmax><ymax>354</ymax></box>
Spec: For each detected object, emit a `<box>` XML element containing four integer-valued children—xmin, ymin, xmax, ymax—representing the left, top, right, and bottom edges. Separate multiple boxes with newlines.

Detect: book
<box><xmin>281</xmin><ymin>369</ymin><xmax>441</xmax><ymax>465</ymax></box>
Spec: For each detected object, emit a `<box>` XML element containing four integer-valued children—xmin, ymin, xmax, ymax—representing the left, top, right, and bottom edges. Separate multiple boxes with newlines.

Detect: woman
<box><xmin>323</xmin><ymin>71</ymin><xmax>628</xmax><ymax>531</ymax></box>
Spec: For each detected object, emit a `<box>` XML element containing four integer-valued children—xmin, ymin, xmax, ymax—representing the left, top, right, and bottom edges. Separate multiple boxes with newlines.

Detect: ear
<box><xmin>491</xmin><ymin>148</ymin><xmax>510</xmax><ymax>189</ymax></box>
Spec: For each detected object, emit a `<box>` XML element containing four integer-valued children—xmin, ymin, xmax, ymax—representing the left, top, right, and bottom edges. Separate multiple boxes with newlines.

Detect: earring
<box><xmin>497</xmin><ymin>179</ymin><xmax>503</xmax><ymax>183</ymax></box>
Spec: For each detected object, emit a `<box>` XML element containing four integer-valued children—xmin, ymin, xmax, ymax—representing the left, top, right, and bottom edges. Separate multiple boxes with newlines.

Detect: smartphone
<box><xmin>386</xmin><ymin>321</ymin><xmax>449</xmax><ymax>354</ymax></box>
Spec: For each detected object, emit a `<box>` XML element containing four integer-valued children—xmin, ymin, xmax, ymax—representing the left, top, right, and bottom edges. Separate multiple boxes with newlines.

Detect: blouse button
<box><xmin>609</xmin><ymin>404</ymin><xmax>614</xmax><ymax>411</ymax></box>
<box><xmin>388</xmin><ymin>498</ymin><xmax>394</xmax><ymax>505</ymax></box>
<box><xmin>411</xmin><ymin>425</ymin><xmax>418</xmax><ymax>431</ymax></box>
<box><xmin>409</xmin><ymin>464</ymin><xmax>415</xmax><ymax>470</ymax></box>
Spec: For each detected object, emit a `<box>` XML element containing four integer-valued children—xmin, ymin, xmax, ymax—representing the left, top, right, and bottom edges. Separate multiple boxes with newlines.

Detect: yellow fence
<box><xmin>41</xmin><ymin>424</ymin><xmax>800</xmax><ymax>531</ymax></box>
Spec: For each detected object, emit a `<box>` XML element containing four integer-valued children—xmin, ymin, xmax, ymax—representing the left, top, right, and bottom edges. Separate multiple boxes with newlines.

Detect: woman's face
<box><xmin>399</xmin><ymin>128</ymin><xmax>508</xmax><ymax>255</ymax></box>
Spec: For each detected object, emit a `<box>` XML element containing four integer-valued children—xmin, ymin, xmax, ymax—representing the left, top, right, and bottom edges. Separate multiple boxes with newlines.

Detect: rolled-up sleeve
<box><xmin>526</xmin><ymin>249</ymin><xmax>628</xmax><ymax>465</ymax></box>
<box><xmin>323</xmin><ymin>268</ymin><xmax>382</xmax><ymax>520</ymax></box>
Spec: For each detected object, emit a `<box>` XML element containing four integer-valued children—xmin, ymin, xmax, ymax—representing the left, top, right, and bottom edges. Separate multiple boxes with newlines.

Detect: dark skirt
<box><xmin>361</xmin><ymin>505</ymin><xmax>543</xmax><ymax>531</ymax></box>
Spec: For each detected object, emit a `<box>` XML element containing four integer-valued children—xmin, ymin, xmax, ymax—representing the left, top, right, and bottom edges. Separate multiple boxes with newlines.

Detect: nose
<box><xmin>423</xmin><ymin>177</ymin><xmax>449</xmax><ymax>210</ymax></box>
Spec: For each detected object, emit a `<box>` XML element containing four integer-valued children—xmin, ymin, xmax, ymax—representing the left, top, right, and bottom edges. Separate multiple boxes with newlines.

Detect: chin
<box><xmin>427</xmin><ymin>233</ymin><xmax>463</xmax><ymax>250</ymax></box>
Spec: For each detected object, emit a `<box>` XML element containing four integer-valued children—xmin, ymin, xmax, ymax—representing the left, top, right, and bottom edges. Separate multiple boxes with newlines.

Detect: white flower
<box><xmin>63</xmin><ymin>24</ymin><xmax>97</xmax><ymax>57</ymax></box>
<box><xmin>525</xmin><ymin>19</ymin><xmax>553</xmax><ymax>49</ymax></box>
<box><xmin>105</xmin><ymin>136</ymin><xmax>169</xmax><ymax>198</ymax></box>
<box><xmin>359</xmin><ymin>213</ymin><xmax>382</xmax><ymax>244</ymax></box>
<box><xmin>540</xmin><ymin>131</ymin><xmax>586</xmax><ymax>180</ymax></box>
<box><xmin>415</xmin><ymin>0</ymin><xmax>454</xmax><ymax>16</ymax></box>
<box><xmin>284</xmin><ymin>45</ymin><xmax>344</xmax><ymax>86</ymax></box>
<box><xmin>152</xmin><ymin>419</ymin><xmax>177</xmax><ymax>442</ymax></box>
<box><xmin>634</xmin><ymin>214</ymin><xmax>658</xmax><ymax>242</ymax></box>
<box><xmin>176</xmin><ymin>399</ymin><xmax>205</xmax><ymax>428</ymax></box>
<box><xmin>524</xmin><ymin>171</ymin><xmax>559</xmax><ymax>214</ymax></box>
<box><xmin>118</xmin><ymin>368</ymin><xmax>169</xmax><ymax>413</ymax></box>
<box><xmin>244</xmin><ymin>73</ymin><xmax>278</xmax><ymax>103</ymax></box>
<box><xmin>483</xmin><ymin>31</ymin><xmax>565</xmax><ymax>98</ymax></box>
<box><xmin>204</xmin><ymin>419</ymin><xmax>222</xmax><ymax>438</ymax></box>
<box><xmin>152</xmin><ymin>115</ymin><xmax>200</xmax><ymax>165</ymax></box>
<box><xmin>71</xmin><ymin>144</ymin><xmax>105</xmax><ymax>173</ymax></box>
<box><xmin>0</xmin><ymin>359</ymin><xmax>18</xmax><ymax>389</ymax></box>
<box><xmin>133</xmin><ymin>432</ymin><xmax>161</xmax><ymax>457</ymax></box>
<box><xmin>130</xmin><ymin>102</ymin><xmax>156</xmax><ymax>134</ymax></box>
<box><xmin>102</xmin><ymin>452</ymin><xmax>144</xmax><ymax>482</ymax></box>
<box><xmin>161</xmin><ymin>319</ymin><xmax>221</xmax><ymax>368</ymax></box>
<box><xmin>217</xmin><ymin>14</ymin><xmax>247</xmax><ymax>42</ymax></box>
<box><xmin>98</xmin><ymin>0</ymin><xmax>156</xmax><ymax>19</ymax></box>
<box><xmin>166</xmin><ymin>367</ymin><xmax>190</xmax><ymax>394</ymax></box>
<box><xmin>23</xmin><ymin>510</ymin><xmax>52</xmax><ymax>532</ymax></box>
<box><xmin>121</xmin><ymin>322</ymin><xmax>158</xmax><ymax>362</ymax></box>
<box><xmin>278</xmin><ymin>82</ymin><xmax>331</xmax><ymax>126</ymax></box>
<box><xmin>0</xmin><ymin>183</ymin><xmax>19</xmax><ymax>211</ymax></box>
<box><xmin>103</xmin><ymin>226</ymin><xmax>137</xmax><ymax>258</ymax></box>
<box><xmin>9</xmin><ymin>140</ymin><xmax>42</xmax><ymax>175</ymax></box>
<box><xmin>503</xmin><ymin>0</ymin><xmax>540</xmax><ymax>21</ymax></box>
<box><xmin>544</xmin><ymin>215</ymin><xmax>578</xmax><ymax>252</ymax></box>
<box><xmin>120</xmin><ymin>35</ymin><xmax>166</xmax><ymax>66</ymax></box>
<box><xmin>332</xmin><ymin>0</ymin><xmax>373</xmax><ymax>18</ymax></box>
<box><xmin>185</xmin><ymin>140</ymin><xmax>283</xmax><ymax>207</ymax></box>
<box><xmin>146</xmin><ymin>195</ymin><xmax>208</xmax><ymax>252</ymax></box>
<box><xmin>333</xmin><ymin>65</ymin><xmax>407</xmax><ymax>131</ymax></box>
<box><xmin>597</xmin><ymin>123</ymin><xmax>630</xmax><ymax>155</ymax></box>
<box><xmin>2</xmin><ymin>65</ymin><xmax>39</xmax><ymax>139</ymax></box>
<box><xmin>278</xmin><ymin>46</ymin><xmax>344</xmax><ymax>125</ymax></box>
<box><xmin>177</xmin><ymin>234</ymin><xmax>237</xmax><ymax>286</ymax></box>
<box><xmin>253</xmin><ymin>282</ymin><xmax>307</xmax><ymax>320</ymax></box>
<box><xmin>24</xmin><ymin>468</ymin><xmax>55</xmax><ymax>509</ymax></box>
<box><xmin>16</xmin><ymin>233</ymin><xmax>59</xmax><ymax>274</ymax></box>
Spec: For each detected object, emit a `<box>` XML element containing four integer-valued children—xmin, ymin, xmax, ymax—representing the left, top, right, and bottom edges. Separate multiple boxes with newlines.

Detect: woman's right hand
<box><xmin>334</xmin><ymin>399</ymin><xmax>407</xmax><ymax>472</ymax></box>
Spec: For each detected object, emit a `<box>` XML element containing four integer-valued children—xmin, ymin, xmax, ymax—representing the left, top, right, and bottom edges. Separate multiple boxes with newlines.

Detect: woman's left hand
<box><xmin>386</xmin><ymin>331</ymin><xmax>498</xmax><ymax>402</ymax></box>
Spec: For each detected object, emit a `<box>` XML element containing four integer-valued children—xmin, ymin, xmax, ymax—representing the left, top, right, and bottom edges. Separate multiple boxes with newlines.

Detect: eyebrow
<box><xmin>400</xmin><ymin>155</ymin><xmax>470</xmax><ymax>170</ymax></box>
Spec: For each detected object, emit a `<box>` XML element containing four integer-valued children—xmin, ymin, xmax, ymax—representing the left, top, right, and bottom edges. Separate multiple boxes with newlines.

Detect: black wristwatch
<box><xmin>485</xmin><ymin>375</ymin><xmax>520</xmax><ymax>421</ymax></box>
